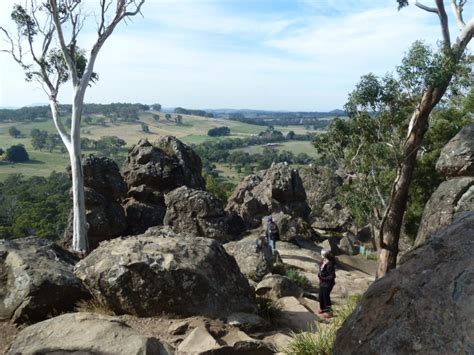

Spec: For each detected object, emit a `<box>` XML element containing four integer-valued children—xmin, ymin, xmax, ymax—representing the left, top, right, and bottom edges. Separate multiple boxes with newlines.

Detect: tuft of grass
<box><xmin>257</xmin><ymin>296</ymin><xmax>282</xmax><ymax>324</ymax></box>
<box><xmin>286</xmin><ymin>268</ymin><xmax>311</xmax><ymax>290</ymax></box>
<box><xmin>75</xmin><ymin>297</ymin><xmax>115</xmax><ymax>316</ymax></box>
<box><xmin>271</xmin><ymin>262</ymin><xmax>287</xmax><ymax>275</ymax></box>
<box><xmin>283</xmin><ymin>294</ymin><xmax>361</xmax><ymax>355</ymax></box>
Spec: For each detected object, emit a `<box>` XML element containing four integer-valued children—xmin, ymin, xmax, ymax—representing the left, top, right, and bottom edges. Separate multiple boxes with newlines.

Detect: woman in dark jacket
<box><xmin>318</xmin><ymin>249</ymin><xmax>336</xmax><ymax>316</ymax></box>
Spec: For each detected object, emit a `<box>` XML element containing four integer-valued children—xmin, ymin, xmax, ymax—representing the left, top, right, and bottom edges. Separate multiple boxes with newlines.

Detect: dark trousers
<box><xmin>319</xmin><ymin>283</ymin><xmax>334</xmax><ymax>312</ymax></box>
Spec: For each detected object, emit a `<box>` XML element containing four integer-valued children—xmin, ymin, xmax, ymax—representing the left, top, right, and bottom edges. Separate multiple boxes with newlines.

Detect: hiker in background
<box><xmin>265</xmin><ymin>216</ymin><xmax>279</xmax><ymax>254</ymax></box>
<box><xmin>318</xmin><ymin>249</ymin><xmax>336</xmax><ymax>317</ymax></box>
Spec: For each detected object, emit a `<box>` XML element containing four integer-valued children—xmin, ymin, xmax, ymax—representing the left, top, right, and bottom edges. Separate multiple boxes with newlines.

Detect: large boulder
<box><xmin>7</xmin><ymin>312</ymin><xmax>172</xmax><ymax>354</ymax></box>
<box><xmin>334</xmin><ymin>212</ymin><xmax>474</xmax><ymax>355</ymax></box>
<box><xmin>0</xmin><ymin>237</ymin><xmax>90</xmax><ymax>324</ymax></box>
<box><xmin>415</xmin><ymin>177</ymin><xmax>474</xmax><ymax>246</ymax></box>
<box><xmin>226</xmin><ymin>163</ymin><xmax>310</xmax><ymax>228</ymax></box>
<box><xmin>436</xmin><ymin>124</ymin><xmax>474</xmax><ymax>177</ymax></box>
<box><xmin>75</xmin><ymin>229</ymin><xmax>257</xmax><ymax>318</ymax></box>
<box><xmin>224</xmin><ymin>234</ymin><xmax>273</xmax><ymax>282</ymax></box>
<box><xmin>268</xmin><ymin>212</ymin><xmax>317</xmax><ymax>242</ymax></box>
<box><xmin>63</xmin><ymin>155</ymin><xmax>127</xmax><ymax>250</ymax></box>
<box><xmin>255</xmin><ymin>275</ymin><xmax>303</xmax><ymax>301</ymax></box>
<box><xmin>122</xmin><ymin>137</ymin><xmax>206</xmax><ymax>234</ymax></box>
<box><xmin>164</xmin><ymin>186</ymin><xmax>244</xmax><ymax>243</ymax></box>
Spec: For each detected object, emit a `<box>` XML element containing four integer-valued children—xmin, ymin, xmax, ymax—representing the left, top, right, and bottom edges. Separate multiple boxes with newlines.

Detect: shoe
<box><xmin>317</xmin><ymin>310</ymin><xmax>325</xmax><ymax>314</ymax></box>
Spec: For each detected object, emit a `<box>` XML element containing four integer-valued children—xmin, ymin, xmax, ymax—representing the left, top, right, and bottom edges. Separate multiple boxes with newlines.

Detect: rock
<box><xmin>321</xmin><ymin>237</ymin><xmax>341</xmax><ymax>255</ymax></box>
<box><xmin>63</xmin><ymin>155</ymin><xmax>127</xmax><ymax>250</ymax></box>
<box><xmin>177</xmin><ymin>327</ymin><xmax>220</xmax><ymax>354</ymax></box>
<box><xmin>261</xmin><ymin>332</ymin><xmax>293</xmax><ymax>353</ymax></box>
<box><xmin>223</xmin><ymin>313</ymin><xmax>268</xmax><ymax>331</ymax></box>
<box><xmin>278</xmin><ymin>296</ymin><xmax>318</xmax><ymax>331</ymax></box>
<box><xmin>164</xmin><ymin>186</ymin><xmax>245</xmax><ymax>243</ymax></box>
<box><xmin>333</xmin><ymin>212</ymin><xmax>474</xmax><ymax>355</ymax></box>
<box><xmin>8</xmin><ymin>312</ymin><xmax>172</xmax><ymax>354</ymax></box>
<box><xmin>415</xmin><ymin>177</ymin><xmax>474</xmax><ymax>247</ymax></box>
<box><xmin>224</xmin><ymin>234</ymin><xmax>273</xmax><ymax>282</ymax></box>
<box><xmin>311</xmin><ymin>202</ymin><xmax>353</xmax><ymax>232</ymax></box>
<box><xmin>339</xmin><ymin>235</ymin><xmax>356</xmax><ymax>255</ymax></box>
<box><xmin>75</xmin><ymin>229</ymin><xmax>257</xmax><ymax>318</ymax></box>
<box><xmin>267</xmin><ymin>212</ymin><xmax>317</xmax><ymax>242</ymax></box>
<box><xmin>0</xmin><ymin>237</ymin><xmax>90</xmax><ymax>324</ymax></box>
<box><xmin>436</xmin><ymin>124</ymin><xmax>474</xmax><ymax>177</ymax></box>
<box><xmin>122</xmin><ymin>137</ymin><xmax>206</xmax><ymax>234</ymax></box>
<box><xmin>255</xmin><ymin>275</ymin><xmax>303</xmax><ymax>301</ymax></box>
<box><xmin>177</xmin><ymin>326</ymin><xmax>273</xmax><ymax>355</ymax></box>
<box><xmin>226</xmin><ymin>163</ymin><xmax>310</xmax><ymax>228</ymax></box>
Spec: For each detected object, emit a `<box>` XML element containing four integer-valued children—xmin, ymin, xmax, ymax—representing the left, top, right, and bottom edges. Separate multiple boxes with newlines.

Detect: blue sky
<box><xmin>0</xmin><ymin>0</ymin><xmax>471</xmax><ymax>110</ymax></box>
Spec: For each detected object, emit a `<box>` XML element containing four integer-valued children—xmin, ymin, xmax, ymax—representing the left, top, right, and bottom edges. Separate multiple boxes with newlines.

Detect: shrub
<box><xmin>257</xmin><ymin>297</ymin><xmax>282</xmax><ymax>324</ymax></box>
<box><xmin>286</xmin><ymin>268</ymin><xmax>311</xmax><ymax>289</ymax></box>
<box><xmin>283</xmin><ymin>294</ymin><xmax>361</xmax><ymax>355</ymax></box>
<box><xmin>75</xmin><ymin>298</ymin><xmax>115</xmax><ymax>316</ymax></box>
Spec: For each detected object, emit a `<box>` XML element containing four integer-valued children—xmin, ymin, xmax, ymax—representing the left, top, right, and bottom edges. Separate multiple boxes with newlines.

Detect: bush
<box><xmin>75</xmin><ymin>298</ymin><xmax>115</xmax><ymax>316</ymax></box>
<box><xmin>8</xmin><ymin>126</ymin><xmax>21</xmax><ymax>138</ymax></box>
<box><xmin>286</xmin><ymin>268</ymin><xmax>311</xmax><ymax>289</ymax></box>
<box><xmin>283</xmin><ymin>294</ymin><xmax>361</xmax><ymax>355</ymax></box>
<box><xmin>257</xmin><ymin>297</ymin><xmax>282</xmax><ymax>324</ymax></box>
<box><xmin>5</xmin><ymin>144</ymin><xmax>29</xmax><ymax>162</ymax></box>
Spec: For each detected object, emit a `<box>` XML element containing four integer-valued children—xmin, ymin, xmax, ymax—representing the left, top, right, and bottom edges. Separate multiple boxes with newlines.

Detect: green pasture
<box><xmin>0</xmin><ymin>113</ymin><xmax>316</xmax><ymax>180</ymax></box>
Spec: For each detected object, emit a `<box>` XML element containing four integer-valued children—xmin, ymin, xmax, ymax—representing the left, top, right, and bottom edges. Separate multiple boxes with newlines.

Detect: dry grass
<box><xmin>74</xmin><ymin>298</ymin><xmax>115</xmax><ymax>316</ymax></box>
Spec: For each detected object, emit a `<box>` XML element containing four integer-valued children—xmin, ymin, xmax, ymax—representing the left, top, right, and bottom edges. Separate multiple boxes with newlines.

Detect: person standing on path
<box><xmin>318</xmin><ymin>249</ymin><xmax>336</xmax><ymax>317</ymax></box>
<box><xmin>265</xmin><ymin>217</ymin><xmax>279</xmax><ymax>255</ymax></box>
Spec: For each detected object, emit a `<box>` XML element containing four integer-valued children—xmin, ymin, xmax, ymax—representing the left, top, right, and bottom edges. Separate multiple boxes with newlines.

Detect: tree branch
<box><xmin>435</xmin><ymin>0</ymin><xmax>451</xmax><ymax>48</ymax></box>
<box><xmin>451</xmin><ymin>0</ymin><xmax>467</xmax><ymax>30</ymax></box>
<box><xmin>49</xmin><ymin>0</ymin><xmax>79</xmax><ymax>86</ymax></box>
<box><xmin>415</xmin><ymin>1</ymin><xmax>438</xmax><ymax>13</ymax></box>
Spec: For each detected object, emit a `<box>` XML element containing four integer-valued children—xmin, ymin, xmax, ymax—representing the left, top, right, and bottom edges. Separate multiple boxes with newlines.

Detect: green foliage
<box><xmin>5</xmin><ymin>144</ymin><xmax>29</xmax><ymax>162</ymax></box>
<box><xmin>314</xmin><ymin>42</ymin><xmax>472</xmax><ymax>240</ymax></box>
<box><xmin>257</xmin><ymin>297</ymin><xmax>282</xmax><ymax>324</ymax></box>
<box><xmin>286</xmin><ymin>268</ymin><xmax>311</xmax><ymax>289</ymax></box>
<box><xmin>207</xmin><ymin>126</ymin><xmax>230</xmax><ymax>137</ymax></box>
<box><xmin>0</xmin><ymin>172</ymin><xmax>71</xmax><ymax>240</ymax></box>
<box><xmin>204</xmin><ymin>174</ymin><xmax>235</xmax><ymax>203</ymax></box>
<box><xmin>283</xmin><ymin>294</ymin><xmax>361</xmax><ymax>355</ymax></box>
<box><xmin>8</xmin><ymin>126</ymin><xmax>21</xmax><ymax>138</ymax></box>
<box><xmin>141</xmin><ymin>123</ymin><xmax>150</xmax><ymax>133</ymax></box>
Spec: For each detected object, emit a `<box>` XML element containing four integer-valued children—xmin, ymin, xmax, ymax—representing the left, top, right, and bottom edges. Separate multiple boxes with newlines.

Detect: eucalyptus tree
<box><xmin>0</xmin><ymin>0</ymin><xmax>145</xmax><ymax>253</ymax></box>
<box><xmin>374</xmin><ymin>0</ymin><xmax>474</xmax><ymax>277</ymax></box>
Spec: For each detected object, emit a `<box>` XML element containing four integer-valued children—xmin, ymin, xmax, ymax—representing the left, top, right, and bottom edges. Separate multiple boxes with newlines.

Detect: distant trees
<box><xmin>31</xmin><ymin>129</ymin><xmax>63</xmax><ymax>152</ymax></box>
<box><xmin>150</xmin><ymin>103</ymin><xmax>162</xmax><ymax>112</ymax></box>
<box><xmin>174</xmin><ymin>107</ymin><xmax>213</xmax><ymax>117</ymax></box>
<box><xmin>5</xmin><ymin>144</ymin><xmax>29</xmax><ymax>162</ymax></box>
<box><xmin>0</xmin><ymin>148</ymin><xmax>4</xmax><ymax>156</ymax></box>
<box><xmin>165</xmin><ymin>113</ymin><xmax>172</xmax><ymax>121</ymax></box>
<box><xmin>152</xmin><ymin>114</ymin><xmax>160</xmax><ymax>121</ymax></box>
<box><xmin>0</xmin><ymin>172</ymin><xmax>71</xmax><ymax>240</ymax></box>
<box><xmin>175</xmin><ymin>115</ymin><xmax>183</xmax><ymax>125</ymax></box>
<box><xmin>208</xmin><ymin>126</ymin><xmax>230</xmax><ymax>137</ymax></box>
<box><xmin>141</xmin><ymin>123</ymin><xmax>150</xmax><ymax>133</ymax></box>
<box><xmin>8</xmin><ymin>126</ymin><xmax>21</xmax><ymax>138</ymax></box>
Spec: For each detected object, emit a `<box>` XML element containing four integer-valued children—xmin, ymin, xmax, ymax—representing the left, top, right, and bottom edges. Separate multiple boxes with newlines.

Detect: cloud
<box><xmin>0</xmin><ymin>0</ymin><xmax>471</xmax><ymax>110</ymax></box>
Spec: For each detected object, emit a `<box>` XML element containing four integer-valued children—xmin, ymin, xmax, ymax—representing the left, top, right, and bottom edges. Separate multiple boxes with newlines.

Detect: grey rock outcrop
<box><xmin>164</xmin><ymin>186</ymin><xmax>244</xmax><ymax>243</ymax></box>
<box><xmin>255</xmin><ymin>275</ymin><xmax>303</xmax><ymax>301</ymax></box>
<box><xmin>75</xmin><ymin>229</ymin><xmax>257</xmax><ymax>318</ymax></box>
<box><xmin>8</xmin><ymin>312</ymin><xmax>172</xmax><ymax>354</ymax></box>
<box><xmin>415</xmin><ymin>177</ymin><xmax>474</xmax><ymax>246</ymax></box>
<box><xmin>416</xmin><ymin>125</ymin><xmax>474</xmax><ymax>246</ymax></box>
<box><xmin>226</xmin><ymin>163</ymin><xmax>310</xmax><ymax>228</ymax></box>
<box><xmin>267</xmin><ymin>212</ymin><xmax>317</xmax><ymax>242</ymax></box>
<box><xmin>224</xmin><ymin>234</ymin><xmax>273</xmax><ymax>282</ymax></box>
<box><xmin>63</xmin><ymin>155</ymin><xmax>127</xmax><ymax>250</ymax></box>
<box><xmin>122</xmin><ymin>137</ymin><xmax>206</xmax><ymax>234</ymax></box>
<box><xmin>334</xmin><ymin>212</ymin><xmax>474</xmax><ymax>355</ymax></box>
<box><xmin>436</xmin><ymin>124</ymin><xmax>474</xmax><ymax>177</ymax></box>
<box><xmin>0</xmin><ymin>237</ymin><xmax>90</xmax><ymax>324</ymax></box>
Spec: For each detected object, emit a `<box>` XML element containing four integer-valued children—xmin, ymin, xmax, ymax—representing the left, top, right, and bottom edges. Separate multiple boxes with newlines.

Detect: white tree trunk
<box><xmin>70</xmin><ymin>94</ymin><xmax>88</xmax><ymax>253</ymax></box>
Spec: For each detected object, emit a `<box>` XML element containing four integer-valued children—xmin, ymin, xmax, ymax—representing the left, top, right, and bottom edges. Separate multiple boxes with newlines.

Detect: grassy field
<box><xmin>0</xmin><ymin>112</ymin><xmax>319</xmax><ymax>181</ymax></box>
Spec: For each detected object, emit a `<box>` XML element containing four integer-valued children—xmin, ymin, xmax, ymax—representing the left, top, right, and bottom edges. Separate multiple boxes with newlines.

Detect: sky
<box><xmin>0</xmin><ymin>0</ymin><xmax>471</xmax><ymax>111</ymax></box>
